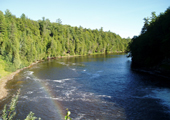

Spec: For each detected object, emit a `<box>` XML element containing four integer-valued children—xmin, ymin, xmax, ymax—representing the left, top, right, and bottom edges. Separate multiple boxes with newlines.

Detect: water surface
<box><xmin>0</xmin><ymin>53</ymin><xmax>170</xmax><ymax>120</ymax></box>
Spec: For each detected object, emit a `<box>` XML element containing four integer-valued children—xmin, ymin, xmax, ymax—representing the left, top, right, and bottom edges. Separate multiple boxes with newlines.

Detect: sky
<box><xmin>0</xmin><ymin>0</ymin><xmax>169</xmax><ymax>38</ymax></box>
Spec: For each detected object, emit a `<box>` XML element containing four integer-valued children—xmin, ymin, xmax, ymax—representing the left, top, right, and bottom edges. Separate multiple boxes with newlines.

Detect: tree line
<box><xmin>127</xmin><ymin>7</ymin><xmax>170</xmax><ymax>67</ymax></box>
<box><xmin>0</xmin><ymin>9</ymin><xmax>130</xmax><ymax>72</ymax></box>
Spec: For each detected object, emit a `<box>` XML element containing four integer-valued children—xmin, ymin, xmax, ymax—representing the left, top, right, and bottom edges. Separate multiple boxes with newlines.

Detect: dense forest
<box><xmin>127</xmin><ymin>7</ymin><xmax>170</xmax><ymax>67</ymax></box>
<box><xmin>0</xmin><ymin>9</ymin><xmax>130</xmax><ymax>73</ymax></box>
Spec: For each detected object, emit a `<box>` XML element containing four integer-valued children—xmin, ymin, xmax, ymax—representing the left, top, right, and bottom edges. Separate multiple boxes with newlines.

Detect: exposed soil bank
<box><xmin>0</xmin><ymin>61</ymin><xmax>39</xmax><ymax>100</ymax></box>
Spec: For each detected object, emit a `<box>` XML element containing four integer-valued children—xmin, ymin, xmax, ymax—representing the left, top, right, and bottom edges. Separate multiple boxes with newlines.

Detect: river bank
<box><xmin>0</xmin><ymin>61</ymin><xmax>40</xmax><ymax>100</ymax></box>
<box><xmin>0</xmin><ymin>54</ymin><xmax>86</xmax><ymax>100</ymax></box>
<box><xmin>0</xmin><ymin>53</ymin><xmax>93</xmax><ymax>100</ymax></box>
<box><xmin>0</xmin><ymin>51</ymin><xmax>125</xmax><ymax>100</ymax></box>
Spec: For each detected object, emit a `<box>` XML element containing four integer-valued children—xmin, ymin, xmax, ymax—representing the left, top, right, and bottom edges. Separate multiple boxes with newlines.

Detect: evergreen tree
<box><xmin>0</xmin><ymin>9</ymin><xmax>130</xmax><ymax>72</ymax></box>
<box><xmin>128</xmin><ymin>7</ymin><xmax>170</xmax><ymax>66</ymax></box>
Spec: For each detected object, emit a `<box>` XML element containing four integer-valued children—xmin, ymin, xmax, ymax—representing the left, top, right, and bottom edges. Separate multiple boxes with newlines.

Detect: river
<box><xmin>0</xmin><ymin>53</ymin><xmax>170</xmax><ymax>120</ymax></box>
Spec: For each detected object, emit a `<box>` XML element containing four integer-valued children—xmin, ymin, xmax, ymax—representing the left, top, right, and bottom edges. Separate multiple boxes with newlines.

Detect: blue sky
<box><xmin>0</xmin><ymin>0</ymin><xmax>169</xmax><ymax>38</ymax></box>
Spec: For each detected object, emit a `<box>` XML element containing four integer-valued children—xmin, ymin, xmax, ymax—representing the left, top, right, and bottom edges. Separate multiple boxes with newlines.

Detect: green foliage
<box><xmin>24</xmin><ymin>112</ymin><xmax>41</xmax><ymax>120</ymax></box>
<box><xmin>128</xmin><ymin>7</ymin><xmax>170</xmax><ymax>66</ymax></box>
<box><xmin>4</xmin><ymin>62</ymin><xmax>16</xmax><ymax>72</ymax></box>
<box><xmin>1</xmin><ymin>89</ymin><xmax>71</xmax><ymax>120</ymax></box>
<box><xmin>2</xmin><ymin>89</ymin><xmax>20</xmax><ymax>120</ymax></box>
<box><xmin>0</xmin><ymin>58</ymin><xmax>11</xmax><ymax>78</ymax></box>
<box><xmin>65</xmin><ymin>109</ymin><xmax>72</xmax><ymax>120</ymax></box>
<box><xmin>1</xmin><ymin>89</ymin><xmax>41</xmax><ymax>120</ymax></box>
<box><xmin>0</xmin><ymin>9</ymin><xmax>130</xmax><ymax>72</ymax></box>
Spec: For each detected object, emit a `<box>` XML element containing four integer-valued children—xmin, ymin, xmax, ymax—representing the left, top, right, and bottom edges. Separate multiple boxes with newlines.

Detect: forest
<box><xmin>0</xmin><ymin>9</ymin><xmax>130</xmax><ymax>74</ymax></box>
<box><xmin>127</xmin><ymin>7</ymin><xmax>170</xmax><ymax>67</ymax></box>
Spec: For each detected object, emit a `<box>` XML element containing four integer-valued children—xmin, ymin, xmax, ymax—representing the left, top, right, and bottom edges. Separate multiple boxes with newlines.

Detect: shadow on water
<box><xmin>118</xmin><ymin>70</ymin><xmax>170</xmax><ymax>120</ymax></box>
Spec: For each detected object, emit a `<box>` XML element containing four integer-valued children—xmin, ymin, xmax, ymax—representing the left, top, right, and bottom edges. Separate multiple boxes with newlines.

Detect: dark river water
<box><xmin>0</xmin><ymin>53</ymin><xmax>170</xmax><ymax>120</ymax></box>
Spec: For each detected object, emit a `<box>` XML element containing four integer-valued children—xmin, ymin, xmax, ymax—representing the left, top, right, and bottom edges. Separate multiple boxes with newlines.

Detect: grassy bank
<box><xmin>0</xmin><ymin>59</ymin><xmax>11</xmax><ymax>79</ymax></box>
<box><xmin>0</xmin><ymin>60</ymin><xmax>39</xmax><ymax>100</ymax></box>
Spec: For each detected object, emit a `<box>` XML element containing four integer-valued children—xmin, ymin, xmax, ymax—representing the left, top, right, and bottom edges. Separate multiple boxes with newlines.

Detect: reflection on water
<box><xmin>0</xmin><ymin>53</ymin><xmax>170</xmax><ymax>120</ymax></box>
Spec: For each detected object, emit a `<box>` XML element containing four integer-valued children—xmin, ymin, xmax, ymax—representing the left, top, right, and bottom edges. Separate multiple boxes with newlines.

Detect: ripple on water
<box><xmin>24</xmin><ymin>71</ymin><xmax>34</xmax><ymax>75</ymax></box>
<box><xmin>53</xmin><ymin>78</ymin><xmax>71</xmax><ymax>83</ymax></box>
<box><xmin>151</xmin><ymin>88</ymin><xmax>170</xmax><ymax>110</ymax></box>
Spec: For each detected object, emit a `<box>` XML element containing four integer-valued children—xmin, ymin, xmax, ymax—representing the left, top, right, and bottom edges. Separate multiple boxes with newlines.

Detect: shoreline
<box><xmin>131</xmin><ymin>60</ymin><xmax>170</xmax><ymax>79</ymax></box>
<box><xmin>0</xmin><ymin>61</ymin><xmax>40</xmax><ymax>100</ymax></box>
<box><xmin>0</xmin><ymin>52</ymin><xmax>125</xmax><ymax>100</ymax></box>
